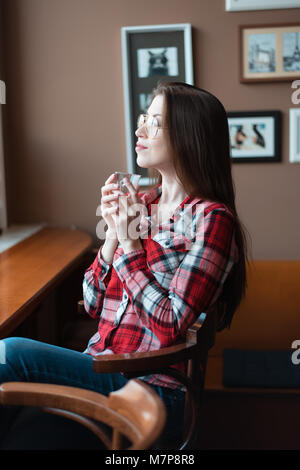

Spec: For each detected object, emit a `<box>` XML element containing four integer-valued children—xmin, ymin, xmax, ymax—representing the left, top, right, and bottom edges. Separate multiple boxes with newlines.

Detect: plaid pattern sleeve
<box><xmin>82</xmin><ymin>245</ymin><xmax>113</xmax><ymax>319</ymax></box>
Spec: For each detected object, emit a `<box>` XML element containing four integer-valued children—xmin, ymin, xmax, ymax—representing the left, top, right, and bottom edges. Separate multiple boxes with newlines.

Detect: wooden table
<box><xmin>0</xmin><ymin>227</ymin><xmax>92</xmax><ymax>338</ymax></box>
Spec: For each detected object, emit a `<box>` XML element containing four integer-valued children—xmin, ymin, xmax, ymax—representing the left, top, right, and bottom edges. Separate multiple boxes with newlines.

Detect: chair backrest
<box><xmin>0</xmin><ymin>379</ymin><xmax>166</xmax><ymax>450</ymax></box>
<box><xmin>181</xmin><ymin>309</ymin><xmax>217</xmax><ymax>445</ymax></box>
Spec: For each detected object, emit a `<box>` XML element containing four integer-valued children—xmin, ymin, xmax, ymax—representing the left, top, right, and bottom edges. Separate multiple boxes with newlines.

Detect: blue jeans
<box><xmin>0</xmin><ymin>337</ymin><xmax>185</xmax><ymax>448</ymax></box>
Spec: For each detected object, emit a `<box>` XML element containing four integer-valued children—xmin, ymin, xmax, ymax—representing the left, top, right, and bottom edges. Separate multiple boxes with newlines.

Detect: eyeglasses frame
<box><xmin>136</xmin><ymin>113</ymin><xmax>168</xmax><ymax>138</ymax></box>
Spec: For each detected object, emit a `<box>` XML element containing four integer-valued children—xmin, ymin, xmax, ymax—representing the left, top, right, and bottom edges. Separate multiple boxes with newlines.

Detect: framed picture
<box><xmin>121</xmin><ymin>23</ymin><xmax>194</xmax><ymax>186</ymax></box>
<box><xmin>227</xmin><ymin>110</ymin><xmax>281</xmax><ymax>162</ymax></box>
<box><xmin>239</xmin><ymin>23</ymin><xmax>300</xmax><ymax>83</ymax></box>
<box><xmin>226</xmin><ymin>0</ymin><xmax>300</xmax><ymax>11</ymax></box>
<box><xmin>289</xmin><ymin>108</ymin><xmax>300</xmax><ymax>163</ymax></box>
<box><xmin>0</xmin><ymin>81</ymin><xmax>6</xmax><ymax>232</ymax></box>
<box><xmin>0</xmin><ymin>80</ymin><xmax>5</xmax><ymax>104</ymax></box>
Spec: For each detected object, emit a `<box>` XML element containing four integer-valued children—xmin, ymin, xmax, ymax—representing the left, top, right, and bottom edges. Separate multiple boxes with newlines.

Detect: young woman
<box><xmin>0</xmin><ymin>82</ymin><xmax>249</xmax><ymax>448</ymax></box>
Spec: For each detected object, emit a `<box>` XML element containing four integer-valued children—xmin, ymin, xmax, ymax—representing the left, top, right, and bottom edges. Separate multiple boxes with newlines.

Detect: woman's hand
<box><xmin>114</xmin><ymin>177</ymin><xmax>147</xmax><ymax>252</ymax></box>
<box><xmin>100</xmin><ymin>173</ymin><xmax>123</xmax><ymax>240</ymax></box>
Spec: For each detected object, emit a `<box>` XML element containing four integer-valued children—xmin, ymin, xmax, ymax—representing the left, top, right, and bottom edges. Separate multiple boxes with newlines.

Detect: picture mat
<box><xmin>228</xmin><ymin>116</ymin><xmax>275</xmax><ymax>158</ymax></box>
<box><xmin>243</xmin><ymin>25</ymin><xmax>300</xmax><ymax>79</ymax></box>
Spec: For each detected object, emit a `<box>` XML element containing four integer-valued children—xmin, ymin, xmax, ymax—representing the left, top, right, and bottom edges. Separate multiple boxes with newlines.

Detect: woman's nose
<box><xmin>135</xmin><ymin>124</ymin><xmax>147</xmax><ymax>138</ymax></box>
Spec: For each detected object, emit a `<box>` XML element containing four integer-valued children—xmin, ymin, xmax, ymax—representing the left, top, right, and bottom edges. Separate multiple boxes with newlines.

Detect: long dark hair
<box><xmin>149</xmin><ymin>81</ymin><xmax>252</xmax><ymax>331</ymax></box>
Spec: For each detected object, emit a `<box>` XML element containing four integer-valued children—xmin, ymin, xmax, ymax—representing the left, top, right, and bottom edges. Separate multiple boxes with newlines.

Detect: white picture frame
<box><xmin>226</xmin><ymin>0</ymin><xmax>300</xmax><ymax>11</ymax></box>
<box><xmin>289</xmin><ymin>108</ymin><xmax>300</xmax><ymax>163</ymax></box>
<box><xmin>0</xmin><ymin>80</ymin><xmax>7</xmax><ymax>232</ymax></box>
<box><xmin>121</xmin><ymin>23</ymin><xmax>194</xmax><ymax>187</ymax></box>
<box><xmin>0</xmin><ymin>80</ymin><xmax>5</xmax><ymax>104</ymax></box>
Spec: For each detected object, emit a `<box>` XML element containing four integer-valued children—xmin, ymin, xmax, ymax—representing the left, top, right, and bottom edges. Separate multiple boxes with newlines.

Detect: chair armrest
<box><xmin>0</xmin><ymin>382</ymin><xmax>137</xmax><ymax>440</ymax></box>
<box><xmin>0</xmin><ymin>381</ymin><xmax>166</xmax><ymax>450</ymax></box>
<box><xmin>93</xmin><ymin>341</ymin><xmax>199</xmax><ymax>373</ymax></box>
<box><xmin>0</xmin><ymin>382</ymin><xmax>108</xmax><ymax>419</ymax></box>
<box><xmin>92</xmin><ymin>312</ymin><xmax>212</xmax><ymax>374</ymax></box>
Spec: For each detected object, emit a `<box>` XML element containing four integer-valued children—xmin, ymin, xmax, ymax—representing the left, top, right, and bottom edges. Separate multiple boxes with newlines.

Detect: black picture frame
<box><xmin>227</xmin><ymin>110</ymin><xmax>282</xmax><ymax>163</ymax></box>
<box><xmin>121</xmin><ymin>24</ymin><xmax>194</xmax><ymax>186</ymax></box>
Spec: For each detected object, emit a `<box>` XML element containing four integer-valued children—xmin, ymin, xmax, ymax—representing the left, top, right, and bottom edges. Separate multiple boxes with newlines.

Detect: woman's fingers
<box><xmin>122</xmin><ymin>178</ymin><xmax>138</xmax><ymax>201</ymax></box>
<box><xmin>118</xmin><ymin>179</ymin><xmax>146</xmax><ymax>220</ymax></box>
<box><xmin>102</xmin><ymin>204</ymin><xmax>118</xmax><ymax>216</ymax></box>
<box><xmin>102</xmin><ymin>191</ymin><xmax>123</xmax><ymax>203</ymax></box>
<box><xmin>102</xmin><ymin>173</ymin><xmax>120</xmax><ymax>196</ymax></box>
<box><xmin>117</xmin><ymin>192</ymin><xmax>129</xmax><ymax>213</ymax></box>
<box><xmin>102</xmin><ymin>182</ymin><xmax>120</xmax><ymax>196</ymax></box>
<box><xmin>104</xmin><ymin>173</ymin><xmax>117</xmax><ymax>185</ymax></box>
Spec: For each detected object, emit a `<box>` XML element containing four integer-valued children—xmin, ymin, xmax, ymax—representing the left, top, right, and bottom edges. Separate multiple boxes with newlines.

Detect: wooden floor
<box><xmin>197</xmin><ymin>388</ymin><xmax>300</xmax><ymax>450</ymax></box>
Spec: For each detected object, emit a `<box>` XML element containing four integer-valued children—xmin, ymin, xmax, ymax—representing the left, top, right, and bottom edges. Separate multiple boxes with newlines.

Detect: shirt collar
<box><xmin>141</xmin><ymin>184</ymin><xmax>202</xmax><ymax>223</ymax></box>
<box><xmin>141</xmin><ymin>184</ymin><xmax>162</xmax><ymax>206</ymax></box>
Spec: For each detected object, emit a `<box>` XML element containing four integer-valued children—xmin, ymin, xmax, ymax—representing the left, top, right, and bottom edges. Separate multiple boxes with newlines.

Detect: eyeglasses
<box><xmin>136</xmin><ymin>114</ymin><xmax>167</xmax><ymax>138</ymax></box>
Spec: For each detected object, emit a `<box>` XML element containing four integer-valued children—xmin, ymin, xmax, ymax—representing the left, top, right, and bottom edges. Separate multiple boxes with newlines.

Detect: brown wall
<box><xmin>2</xmin><ymin>0</ymin><xmax>300</xmax><ymax>258</ymax></box>
<box><xmin>0</xmin><ymin>0</ymin><xmax>5</xmax><ymax>93</ymax></box>
<box><xmin>0</xmin><ymin>1</ymin><xmax>3</xmax><ymax>80</ymax></box>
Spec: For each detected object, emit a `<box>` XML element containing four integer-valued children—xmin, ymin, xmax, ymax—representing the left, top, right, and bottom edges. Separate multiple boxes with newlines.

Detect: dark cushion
<box><xmin>223</xmin><ymin>349</ymin><xmax>300</xmax><ymax>388</ymax></box>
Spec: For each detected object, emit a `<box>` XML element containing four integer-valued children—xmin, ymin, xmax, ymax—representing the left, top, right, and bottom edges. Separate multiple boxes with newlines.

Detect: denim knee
<box><xmin>1</xmin><ymin>336</ymin><xmax>30</xmax><ymax>362</ymax></box>
<box><xmin>0</xmin><ymin>337</ymin><xmax>36</xmax><ymax>383</ymax></box>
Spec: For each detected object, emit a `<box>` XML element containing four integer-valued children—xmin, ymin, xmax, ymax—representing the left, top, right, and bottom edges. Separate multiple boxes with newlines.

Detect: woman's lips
<box><xmin>135</xmin><ymin>144</ymin><xmax>148</xmax><ymax>150</ymax></box>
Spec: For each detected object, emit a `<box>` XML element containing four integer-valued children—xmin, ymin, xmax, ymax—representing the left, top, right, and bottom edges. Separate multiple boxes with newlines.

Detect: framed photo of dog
<box><xmin>121</xmin><ymin>24</ymin><xmax>194</xmax><ymax>186</ymax></box>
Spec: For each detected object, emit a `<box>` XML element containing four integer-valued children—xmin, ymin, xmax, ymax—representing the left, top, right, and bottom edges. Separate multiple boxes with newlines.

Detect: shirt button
<box><xmin>124</xmin><ymin>292</ymin><xmax>128</xmax><ymax>300</ymax></box>
<box><xmin>165</xmin><ymin>240</ymin><xmax>170</xmax><ymax>246</ymax></box>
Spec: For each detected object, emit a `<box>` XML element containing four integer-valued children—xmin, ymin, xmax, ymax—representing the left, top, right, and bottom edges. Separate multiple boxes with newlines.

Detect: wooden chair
<box><xmin>77</xmin><ymin>301</ymin><xmax>217</xmax><ymax>450</ymax></box>
<box><xmin>0</xmin><ymin>379</ymin><xmax>166</xmax><ymax>450</ymax></box>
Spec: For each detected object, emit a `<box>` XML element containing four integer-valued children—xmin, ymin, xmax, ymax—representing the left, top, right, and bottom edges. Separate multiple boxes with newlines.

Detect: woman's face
<box><xmin>135</xmin><ymin>94</ymin><xmax>173</xmax><ymax>172</ymax></box>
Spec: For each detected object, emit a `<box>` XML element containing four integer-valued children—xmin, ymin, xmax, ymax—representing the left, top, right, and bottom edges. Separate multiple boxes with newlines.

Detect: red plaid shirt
<box><xmin>83</xmin><ymin>184</ymin><xmax>239</xmax><ymax>390</ymax></box>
